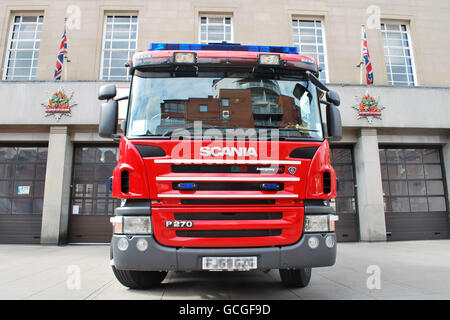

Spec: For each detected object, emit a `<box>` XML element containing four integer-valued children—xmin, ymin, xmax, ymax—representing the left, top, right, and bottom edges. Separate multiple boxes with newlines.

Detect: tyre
<box><xmin>112</xmin><ymin>266</ymin><xmax>167</xmax><ymax>289</ymax></box>
<box><xmin>110</xmin><ymin>245</ymin><xmax>167</xmax><ymax>289</ymax></box>
<box><xmin>279</xmin><ymin>267</ymin><xmax>312</xmax><ymax>288</ymax></box>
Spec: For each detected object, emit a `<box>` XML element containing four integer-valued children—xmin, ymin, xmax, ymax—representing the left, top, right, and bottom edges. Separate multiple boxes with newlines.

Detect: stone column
<box><xmin>353</xmin><ymin>128</ymin><xmax>386</xmax><ymax>241</ymax></box>
<box><xmin>40</xmin><ymin>126</ymin><xmax>73</xmax><ymax>244</ymax></box>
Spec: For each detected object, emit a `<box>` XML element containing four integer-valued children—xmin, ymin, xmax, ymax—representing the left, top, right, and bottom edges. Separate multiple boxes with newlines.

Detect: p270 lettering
<box><xmin>165</xmin><ymin>220</ymin><xmax>194</xmax><ymax>228</ymax></box>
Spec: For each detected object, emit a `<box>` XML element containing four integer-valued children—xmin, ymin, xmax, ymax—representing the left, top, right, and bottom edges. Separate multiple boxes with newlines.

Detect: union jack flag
<box><xmin>54</xmin><ymin>26</ymin><xmax>68</xmax><ymax>80</ymax></box>
<box><xmin>362</xmin><ymin>28</ymin><xmax>373</xmax><ymax>85</ymax></box>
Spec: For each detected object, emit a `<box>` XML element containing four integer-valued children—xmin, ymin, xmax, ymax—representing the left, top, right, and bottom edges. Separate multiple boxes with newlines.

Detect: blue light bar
<box><xmin>149</xmin><ymin>43</ymin><xmax>299</xmax><ymax>54</ymax></box>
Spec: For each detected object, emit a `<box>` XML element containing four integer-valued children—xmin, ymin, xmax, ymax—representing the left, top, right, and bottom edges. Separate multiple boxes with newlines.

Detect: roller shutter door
<box><xmin>0</xmin><ymin>146</ymin><xmax>47</xmax><ymax>244</ymax></box>
<box><xmin>330</xmin><ymin>147</ymin><xmax>359</xmax><ymax>242</ymax></box>
<box><xmin>380</xmin><ymin>147</ymin><xmax>449</xmax><ymax>241</ymax></box>
<box><xmin>68</xmin><ymin>145</ymin><xmax>120</xmax><ymax>243</ymax></box>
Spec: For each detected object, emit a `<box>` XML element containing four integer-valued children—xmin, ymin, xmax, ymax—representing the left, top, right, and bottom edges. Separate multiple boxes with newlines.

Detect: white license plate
<box><xmin>202</xmin><ymin>256</ymin><xmax>257</xmax><ymax>271</ymax></box>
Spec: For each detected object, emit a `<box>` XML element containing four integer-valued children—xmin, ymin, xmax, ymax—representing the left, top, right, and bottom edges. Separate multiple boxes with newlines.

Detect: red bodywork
<box><xmin>113</xmin><ymin>48</ymin><xmax>336</xmax><ymax>248</ymax></box>
<box><xmin>113</xmin><ymin>138</ymin><xmax>336</xmax><ymax>248</ymax></box>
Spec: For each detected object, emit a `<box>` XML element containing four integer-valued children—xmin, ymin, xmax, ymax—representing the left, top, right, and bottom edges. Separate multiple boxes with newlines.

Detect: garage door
<box><xmin>0</xmin><ymin>146</ymin><xmax>47</xmax><ymax>244</ymax></box>
<box><xmin>68</xmin><ymin>145</ymin><xmax>120</xmax><ymax>243</ymax></box>
<box><xmin>330</xmin><ymin>147</ymin><xmax>359</xmax><ymax>242</ymax></box>
<box><xmin>380</xmin><ymin>147</ymin><xmax>449</xmax><ymax>241</ymax></box>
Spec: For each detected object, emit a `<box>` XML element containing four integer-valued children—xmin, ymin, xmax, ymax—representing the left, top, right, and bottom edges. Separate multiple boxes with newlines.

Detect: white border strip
<box><xmin>156</xmin><ymin>177</ymin><xmax>300</xmax><ymax>182</ymax></box>
<box><xmin>157</xmin><ymin>194</ymin><xmax>298</xmax><ymax>198</ymax></box>
<box><xmin>154</xmin><ymin>159</ymin><xmax>301</xmax><ymax>165</ymax></box>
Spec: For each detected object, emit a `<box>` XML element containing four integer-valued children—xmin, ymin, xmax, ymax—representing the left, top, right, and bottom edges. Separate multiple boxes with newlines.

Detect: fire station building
<box><xmin>0</xmin><ymin>0</ymin><xmax>449</xmax><ymax>244</ymax></box>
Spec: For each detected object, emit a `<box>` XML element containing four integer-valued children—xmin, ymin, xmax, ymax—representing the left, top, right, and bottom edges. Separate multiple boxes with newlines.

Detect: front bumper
<box><xmin>111</xmin><ymin>233</ymin><xmax>336</xmax><ymax>271</ymax></box>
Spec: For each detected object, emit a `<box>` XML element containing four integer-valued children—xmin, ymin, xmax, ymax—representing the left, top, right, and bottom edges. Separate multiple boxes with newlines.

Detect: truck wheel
<box><xmin>112</xmin><ymin>266</ymin><xmax>167</xmax><ymax>289</ymax></box>
<box><xmin>279</xmin><ymin>267</ymin><xmax>312</xmax><ymax>288</ymax></box>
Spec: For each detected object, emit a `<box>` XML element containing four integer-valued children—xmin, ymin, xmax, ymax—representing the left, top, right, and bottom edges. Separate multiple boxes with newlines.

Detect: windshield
<box><xmin>127</xmin><ymin>72</ymin><xmax>323</xmax><ymax>140</ymax></box>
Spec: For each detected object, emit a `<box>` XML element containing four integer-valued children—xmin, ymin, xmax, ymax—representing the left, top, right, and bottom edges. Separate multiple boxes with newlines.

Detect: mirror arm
<box><xmin>306</xmin><ymin>71</ymin><xmax>329</xmax><ymax>92</ymax></box>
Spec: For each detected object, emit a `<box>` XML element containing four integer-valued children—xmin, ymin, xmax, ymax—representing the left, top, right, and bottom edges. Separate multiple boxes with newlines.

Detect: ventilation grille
<box><xmin>176</xmin><ymin>229</ymin><xmax>282</xmax><ymax>238</ymax></box>
<box><xmin>121</xmin><ymin>170</ymin><xmax>129</xmax><ymax>193</ymax></box>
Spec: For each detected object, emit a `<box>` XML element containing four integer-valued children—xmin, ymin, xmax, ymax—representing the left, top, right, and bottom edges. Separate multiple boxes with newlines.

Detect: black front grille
<box><xmin>176</xmin><ymin>229</ymin><xmax>282</xmax><ymax>238</ymax></box>
<box><xmin>173</xmin><ymin>182</ymin><xmax>284</xmax><ymax>191</ymax></box>
<box><xmin>172</xmin><ymin>164</ymin><xmax>284</xmax><ymax>174</ymax></box>
<box><xmin>174</xmin><ymin>212</ymin><xmax>282</xmax><ymax>220</ymax></box>
<box><xmin>181</xmin><ymin>199</ymin><xmax>276</xmax><ymax>205</ymax></box>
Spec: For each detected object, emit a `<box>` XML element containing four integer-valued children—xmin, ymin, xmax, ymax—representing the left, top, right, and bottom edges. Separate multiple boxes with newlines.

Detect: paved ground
<box><xmin>0</xmin><ymin>240</ymin><xmax>450</xmax><ymax>300</ymax></box>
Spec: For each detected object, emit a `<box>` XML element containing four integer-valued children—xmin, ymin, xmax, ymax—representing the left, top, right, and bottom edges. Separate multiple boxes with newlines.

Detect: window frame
<box><xmin>198</xmin><ymin>14</ymin><xmax>233</xmax><ymax>44</ymax></box>
<box><xmin>99</xmin><ymin>14</ymin><xmax>138</xmax><ymax>81</ymax></box>
<box><xmin>381</xmin><ymin>22</ymin><xmax>418</xmax><ymax>87</ymax></box>
<box><xmin>2</xmin><ymin>14</ymin><xmax>44</xmax><ymax>81</ymax></box>
<box><xmin>292</xmin><ymin>17</ymin><xmax>329</xmax><ymax>83</ymax></box>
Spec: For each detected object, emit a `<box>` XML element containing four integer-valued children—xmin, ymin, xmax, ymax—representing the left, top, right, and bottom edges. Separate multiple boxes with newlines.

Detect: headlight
<box><xmin>110</xmin><ymin>216</ymin><xmax>152</xmax><ymax>234</ymax></box>
<box><xmin>304</xmin><ymin>215</ymin><xmax>339</xmax><ymax>233</ymax></box>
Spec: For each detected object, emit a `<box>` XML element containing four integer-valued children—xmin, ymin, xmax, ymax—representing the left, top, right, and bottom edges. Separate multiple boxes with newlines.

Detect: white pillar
<box><xmin>40</xmin><ymin>126</ymin><xmax>73</xmax><ymax>244</ymax></box>
<box><xmin>354</xmin><ymin>128</ymin><xmax>387</xmax><ymax>241</ymax></box>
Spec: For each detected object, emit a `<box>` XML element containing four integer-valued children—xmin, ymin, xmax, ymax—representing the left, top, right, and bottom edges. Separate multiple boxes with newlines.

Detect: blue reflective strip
<box><xmin>149</xmin><ymin>43</ymin><xmax>298</xmax><ymax>54</ymax></box>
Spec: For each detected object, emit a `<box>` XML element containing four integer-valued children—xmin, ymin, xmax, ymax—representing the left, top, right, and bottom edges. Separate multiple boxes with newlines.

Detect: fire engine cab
<box><xmin>98</xmin><ymin>43</ymin><xmax>342</xmax><ymax>289</ymax></box>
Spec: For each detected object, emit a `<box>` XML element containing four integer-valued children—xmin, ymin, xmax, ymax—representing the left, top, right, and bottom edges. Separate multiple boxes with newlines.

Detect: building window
<box><xmin>101</xmin><ymin>15</ymin><xmax>138</xmax><ymax>81</ymax></box>
<box><xmin>292</xmin><ymin>19</ymin><xmax>327</xmax><ymax>82</ymax></box>
<box><xmin>222</xmin><ymin>110</ymin><xmax>230</xmax><ymax>120</ymax></box>
<box><xmin>164</xmin><ymin>102</ymin><xmax>185</xmax><ymax>113</ymax></box>
<box><xmin>221</xmin><ymin>98</ymin><xmax>230</xmax><ymax>107</ymax></box>
<box><xmin>381</xmin><ymin>23</ymin><xmax>416</xmax><ymax>86</ymax></box>
<box><xmin>199</xmin><ymin>104</ymin><xmax>208</xmax><ymax>112</ymax></box>
<box><xmin>199</xmin><ymin>16</ymin><xmax>232</xmax><ymax>44</ymax></box>
<box><xmin>3</xmin><ymin>15</ymin><xmax>43</xmax><ymax>80</ymax></box>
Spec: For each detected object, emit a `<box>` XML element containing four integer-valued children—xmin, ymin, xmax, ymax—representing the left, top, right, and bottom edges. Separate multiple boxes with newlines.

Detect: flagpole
<box><xmin>63</xmin><ymin>17</ymin><xmax>68</xmax><ymax>81</ymax></box>
<box><xmin>360</xmin><ymin>25</ymin><xmax>364</xmax><ymax>85</ymax></box>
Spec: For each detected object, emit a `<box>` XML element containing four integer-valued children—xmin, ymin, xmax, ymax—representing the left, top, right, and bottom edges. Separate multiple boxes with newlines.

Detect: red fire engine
<box><xmin>98</xmin><ymin>43</ymin><xmax>342</xmax><ymax>289</ymax></box>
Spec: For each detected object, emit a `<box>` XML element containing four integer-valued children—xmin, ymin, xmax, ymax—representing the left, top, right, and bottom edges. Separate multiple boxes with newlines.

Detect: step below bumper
<box><xmin>111</xmin><ymin>233</ymin><xmax>336</xmax><ymax>271</ymax></box>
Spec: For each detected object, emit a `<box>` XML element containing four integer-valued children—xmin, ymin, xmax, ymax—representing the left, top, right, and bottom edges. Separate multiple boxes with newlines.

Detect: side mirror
<box><xmin>98</xmin><ymin>84</ymin><xmax>117</xmax><ymax>101</ymax></box>
<box><xmin>326</xmin><ymin>104</ymin><xmax>342</xmax><ymax>141</ymax></box>
<box><xmin>293</xmin><ymin>83</ymin><xmax>308</xmax><ymax>100</ymax></box>
<box><xmin>99</xmin><ymin>100</ymin><xmax>118</xmax><ymax>138</ymax></box>
<box><xmin>326</xmin><ymin>90</ymin><xmax>340</xmax><ymax>106</ymax></box>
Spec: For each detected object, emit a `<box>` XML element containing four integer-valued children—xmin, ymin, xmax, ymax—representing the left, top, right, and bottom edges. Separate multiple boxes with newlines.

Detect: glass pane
<box><xmin>0</xmin><ymin>148</ymin><xmax>17</xmax><ymax>162</ymax></box>
<box><xmin>12</xmin><ymin>198</ymin><xmax>33</xmax><ymax>214</ymax></box>
<box><xmin>33</xmin><ymin>198</ymin><xmax>43</xmax><ymax>214</ymax></box>
<box><xmin>0</xmin><ymin>198</ymin><xmax>12</xmax><ymax>214</ymax></box>
<box><xmin>0</xmin><ymin>164</ymin><xmax>14</xmax><ymax>179</ymax></box>
<box><xmin>0</xmin><ymin>181</ymin><xmax>12</xmax><ymax>197</ymax></box>
<box><xmin>389</xmin><ymin>181</ymin><xmax>408</xmax><ymax>196</ymax></box>
<box><xmin>408</xmin><ymin>180</ymin><xmax>426</xmax><ymax>196</ymax></box>
<box><xmin>335</xmin><ymin>197</ymin><xmax>356</xmax><ymax>213</ymax></box>
<box><xmin>424</xmin><ymin>165</ymin><xmax>442</xmax><ymax>179</ymax></box>
<box><xmin>388</xmin><ymin>164</ymin><xmax>406</xmax><ymax>179</ymax></box>
<box><xmin>391</xmin><ymin>197</ymin><xmax>410</xmax><ymax>212</ymax></box>
<box><xmin>386</xmin><ymin>149</ymin><xmax>404</xmax><ymax>162</ymax></box>
<box><xmin>428</xmin><ymin>197</ymin><xmax>446</xmax><ymax>212</ymax></box>
<box><xmin>406</xmin><ymin>164</ymin><xmax>424</xmax><ymax>179</ymax></box>
<box><xmin>15</xmin><ymin>164</ymin><xmax>35</xmax><ymax>179</ymax></box>
<box><xmin>426</xmin><ymin>181</ymin><xmax>444</xmax><ymax>195</ymax></box>
<box><xmin>422</xmin><ymin>149</ymin><xmax>440</xmax><ymax>163</ymax></box>
<box><xmin>410</xmin><ymin>197</ymin><xmax>428</xmax><ymax>212</ymax></box>
<box><xmin>17</xmin><ymin>148</ymin><xmax>37</xmax><ymax>162</ymax></box>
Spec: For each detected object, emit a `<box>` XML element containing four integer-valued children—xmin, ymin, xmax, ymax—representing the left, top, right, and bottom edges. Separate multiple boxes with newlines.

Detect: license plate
<box><xmin>202</xmin><ymin>256</ymin><xmax>257</xmax><ymax>271</ymax></box>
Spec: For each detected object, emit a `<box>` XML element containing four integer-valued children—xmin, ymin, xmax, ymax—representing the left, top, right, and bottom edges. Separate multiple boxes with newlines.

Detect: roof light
<box><xmin>149</xmin><ymin>43</ymin><xmax>299</xmax><ymax>54</ymax></box>
<box><xmin>174</xmin><ymin>52</ymin><xmax>197</xmax><ymax>64</ymax></box>
<box><xmin>258</xmin><ymin>54</ymin><xmax>281</xmax><ymax>65</ymax></box>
